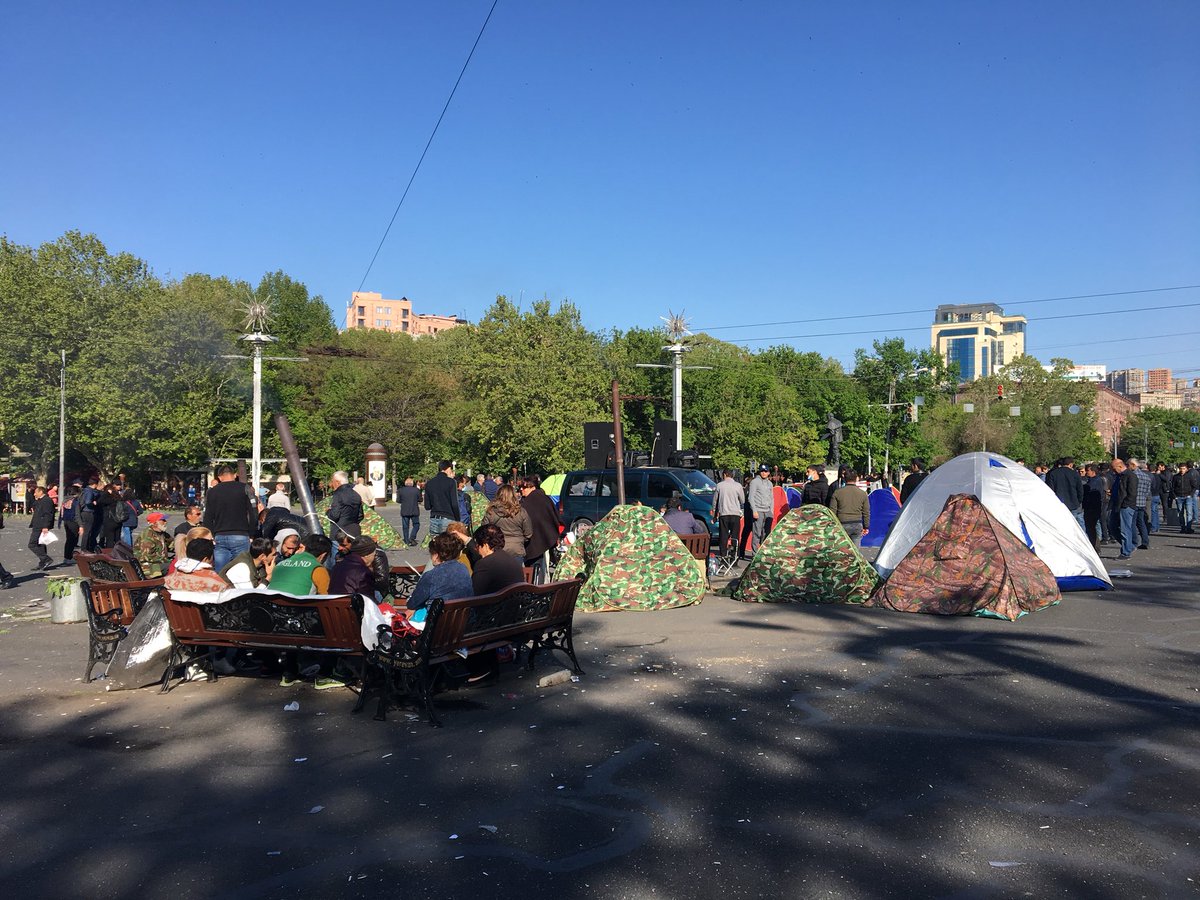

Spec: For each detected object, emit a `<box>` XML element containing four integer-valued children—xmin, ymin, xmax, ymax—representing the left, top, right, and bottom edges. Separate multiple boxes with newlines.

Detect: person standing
<box><xmin>800</xmin><ymin>465</ymin><xmax>829</xmax><ymax>506</ymax></box>
<box><xmin>353</xmin><ymin>475</ymin><xmax>376</xmax><ymax>510</ymax></box>
<box><xmin>266</xmin><ymin>482</ymin><xmax>291</xmax><ymax>510</ymax></box>
<box><xmin>1130</xmin><ymin>458</ymin><xmax>1153</xmax><ymax>550</ymax></box>
<box><xmin>1173</xmin><ymin>462</ymin><xmax>1194</xmax><ymax>534</ymax></box>
<box><xmin>711</xmin><ymin>470</ymin><xmax>746</xmax><ymax>559</ymax></box>
<box><xmin>424</xmin><ymin>460</ymin><xmax>459</xmax><ymax>537</ymax></box>
<box><xmin>1082</xmin><ymin>464</ymin><xmax>1106</xmax><ymax>551</ymax></box>
<box><xmin>61</xmin><ymin>482</ymin><xmax>84</xmax><ymax>562</ymax></box>
<box><xmin>898</xmin><ymin>459</ymin><xmax>928</xmax><ymax>504</ymax></box>
<box><xmin>79</xmin><ymin>476</ymin><xmax>101</xmax><ymax>551</ymax></box>
<box><xmin>747</xmin><ymin>464</ymin><xmax>775</xmax><ymax>553</ymax></box>
<box><xmin>28</xmin><ymin>485</ymin><xmax>56</xmax><ymax>570</ymax></box>
<box><xmin>519</xmin><ymin>475</ymin><xmax>563</xmax><ymax>584</ymax></box>
<box><xmin>203</xmin><ymin>466</ymin><xmax>257</xmax><ymax>571</ymax></box>
<box><xmin>1045</xmin><ymin>457</ymin><xmax>1086</xmax><ymax>531</ymax></box>
<box><xmin>398</xmin><ymin>476</ymin><xmax>422</xmax><ymax>546</ymax></box>
<box><xmin>326</xmin><ymin>471</ymin><xmax>364</xmax><ymax>542</ymax></box>
<box><xmin>482</xmin><ymin>484</ymin><xmax>533</xmax><ymax>560</ymax></box>
<box><xmin>1113</xmin><ymin>458</ymin><xmax>1139</xmax><ymax>560</ymax></box>
<box><xmin>829</xmin><ymin>469</ymin><xmax>870</xmax><ymax>543</ymax></box>
<box><xmin>120</xmin><ymin>489</ymin><xmax>143</xmax><ymax>546</ymax></box>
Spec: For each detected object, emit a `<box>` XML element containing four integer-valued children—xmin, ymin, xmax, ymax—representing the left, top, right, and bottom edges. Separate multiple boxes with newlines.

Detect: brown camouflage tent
<box><xmin>733</xmin><ymin>504</ymin><xmax>879</xmax><ymax>604</ymax></box>
<box><xmin>868</xmin><ymin>494</ymin><xmax>1060</xmax><ymax>620</ymax></box>
<box><xmin>555</xmin><ymin>504</ymin><xmax>706</xmax><ymax>612</ymax></box>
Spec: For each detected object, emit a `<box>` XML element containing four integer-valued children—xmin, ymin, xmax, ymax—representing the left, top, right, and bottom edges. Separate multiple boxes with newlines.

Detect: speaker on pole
<box><xmin>583</xmin><ymin>422</ymin><xmax>612</xmax><ymax>469</ymax></box>
<box><xmin>651</xmin><ymin>420</ymin><xmax>678</xmax><ymax>466</ymax></box>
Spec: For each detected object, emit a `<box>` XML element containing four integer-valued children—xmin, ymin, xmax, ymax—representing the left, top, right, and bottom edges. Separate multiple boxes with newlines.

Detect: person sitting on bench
<box><xmin>406</xmin><ymin>532</ymin><xmax>473</xmax><ymax>612</ymax></box>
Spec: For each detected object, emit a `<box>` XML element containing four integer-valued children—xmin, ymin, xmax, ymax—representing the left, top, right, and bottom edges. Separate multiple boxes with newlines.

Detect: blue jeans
<box><xmin>121</xmin><ymin>526</ymin><xmax>133</xmax><ymax>545</ymax></box>
<box><xmin>1149</xmin><ymin>496</ymin><xmax>1161</xmax><ymax>532</ymax></box>
<box><xmin>213</xmin><ymin>533</ymin><xmax>250</xmax><ymax>572</ymax></box>
<box><xmin>429</xmin><ymin>516</ymin><xmax>451</xmax><ymax>537</ymax></box>
<box><xmin>1177</xmin><ymin>497</ymin><xmax>1194</xmax><ymax>531</ymax></box>
<box><xmin>1118</xmin><ymin>507</ymin><xmax>1138</xmax><ymax>557</ymax></box>
<box><xmin>402</xmin><ymin>515</ymin><xmax>420</xmax><ymax>544</ymax></box>
<box><xmin>1071</xmin><ymin>508</ymin><xmax>1085</xmax><ymax>532</ymax></box>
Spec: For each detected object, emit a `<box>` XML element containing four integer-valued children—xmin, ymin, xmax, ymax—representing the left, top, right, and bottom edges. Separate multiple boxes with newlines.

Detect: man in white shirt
<box><xmin>267</xmin><ymin>482</ymin><xmax>291</xmax><ymax>510</ymax></box>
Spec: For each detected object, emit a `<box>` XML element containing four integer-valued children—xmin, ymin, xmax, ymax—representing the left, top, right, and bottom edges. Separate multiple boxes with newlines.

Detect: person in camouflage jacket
<box><xmin>134</xmin><ymin>513</ymin><xmax>173</xmax><ymax>577</ymax></box>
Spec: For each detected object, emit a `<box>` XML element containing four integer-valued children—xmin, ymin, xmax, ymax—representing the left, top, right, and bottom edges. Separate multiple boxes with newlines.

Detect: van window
<box><xmin>624</xmin><ymin>473</ymin><xmax>643</xmax><ymax>499</ymax></box>
<box><xmin>568</xmin><ymin>475</ymin><xmax>599</xmax><ymax>496</ymax></box>
<box><xmin>599</xmin><ymin>474</ymin><xmax>617</xmax><ymax>497</ymax></box>
<box><xmin>646</xmin><ymin>473</ymin><xmax>678</xmax><ymax>507</ymax></box>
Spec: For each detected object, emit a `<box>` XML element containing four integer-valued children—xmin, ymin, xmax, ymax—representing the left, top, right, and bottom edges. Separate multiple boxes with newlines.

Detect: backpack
<box><xmin>105</xmin><ymin>500</ymin><xmax>128</xmax><ymax>528</ymax></box>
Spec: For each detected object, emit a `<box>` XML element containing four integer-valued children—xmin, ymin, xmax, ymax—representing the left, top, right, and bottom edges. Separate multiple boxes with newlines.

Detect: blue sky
<box><xmin>2</xmin><ymin>1</ymin><xmax>1197</xmax><ymax>375</ymax></box>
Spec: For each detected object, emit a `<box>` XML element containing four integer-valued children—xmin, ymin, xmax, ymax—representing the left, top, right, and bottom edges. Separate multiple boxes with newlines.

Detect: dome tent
<box><xmin>875</xmin><ymin>452</ymin><xmax>1111</xmax><ymax>592</ymax></box>
<box><xmin>869</xmin><ymin>494</ymin><xmax>1061</xmax><ymax>620</ymax></box>
<box><xmin>555</xmin><ymin>504</ymin><xmax>705</xmax><ymax>612</ymax></box>
<box><xmin>733</xmin><ymin>504</ymin><xmax>879</xmax><ymax>605</ymax></box>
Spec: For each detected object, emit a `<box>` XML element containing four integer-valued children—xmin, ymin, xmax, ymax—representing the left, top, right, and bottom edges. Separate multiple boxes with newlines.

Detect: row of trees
<box><xmin>2</xmin><ymin>231</ymin><xmax>1165</xmax><ymax>486</ymax></box>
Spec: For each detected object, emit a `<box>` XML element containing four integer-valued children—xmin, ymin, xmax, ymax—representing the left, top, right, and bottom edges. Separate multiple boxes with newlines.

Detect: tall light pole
<box><xmin>636</xmin><ymin>311</ymin><xmax>711</xmax><ymax>451</ymax></box>
<box><xmin>57</xmin><ymin>350</ymin><xmax>66</xmax><ymax>521</ymax></box>
<box><xmin>221</xmin><ymin>297</ymin><xmax>305</xmax><ymax>499</ymax></box>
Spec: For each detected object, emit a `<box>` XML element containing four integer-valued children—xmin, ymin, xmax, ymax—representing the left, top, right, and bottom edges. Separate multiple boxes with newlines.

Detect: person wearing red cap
<box><xmin>134</xmin><ymin>512</ymin><xmax>173</xmax><ymax>577</ymax></box>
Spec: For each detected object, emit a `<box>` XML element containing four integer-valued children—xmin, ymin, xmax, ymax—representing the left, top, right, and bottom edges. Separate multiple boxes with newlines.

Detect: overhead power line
<box><xmin>355</xmin><ymin>0</ymin><xmax>500</xmax><ymax>295</ymax></box>
<box><xmin>716</xmin><ymin>301</ymin><xmax>1200</xmax><ymax>344</ymax></box>
<box><xmin>694</xmin><ymin>284</ymin><xmax>1200</xmax><ymax>332</ymax></box>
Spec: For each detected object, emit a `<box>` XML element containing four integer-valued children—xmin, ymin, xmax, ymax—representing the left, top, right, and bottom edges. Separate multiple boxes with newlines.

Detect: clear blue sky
<box><xmin>2</xmin><ymin>1</ymin><xmax>1197</xmax><ymax>375</ymax></box>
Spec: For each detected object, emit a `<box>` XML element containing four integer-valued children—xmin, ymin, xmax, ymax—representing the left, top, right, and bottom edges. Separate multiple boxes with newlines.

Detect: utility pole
<box><xmin>57</xmin><ymin>350</ymin><xmax>66</xmax><ymax>522</ymax></box>
<box><xmin>611</xmin><ymin>381</ymin><xmax>626</xmax><ymax>504</ymax></box>
<box><xmin>221</xmin><ymin>298</ymin><xmax>306</xmax><ymax>499</ymax></box>
<box><xmin>635</xmin><ymin>311</ymin><xmax>711</xmax><ymax>451</ymax></box>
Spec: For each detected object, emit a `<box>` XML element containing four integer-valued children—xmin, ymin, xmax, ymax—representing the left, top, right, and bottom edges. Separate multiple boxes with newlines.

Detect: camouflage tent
<box><xmin>868</xmin><ymin>494</ymin><xmax>1060</xmax><ymax>620</ymax></box>
<box><xmin>468</xmin><ymin>491</ymin><xmax>490</xmax><ymax>530</ymax></box>
<box><xmin>733</xmin><ymin>504</ymin><xmax>879</xmax><ymax>604</ymax></box>
<box><xmin>313</xmin><ymin>497</ymin><xmax>402</xmax><ymax>549</ymax></box>
<box><xmin>555</xmin><ymin>504</ymin><xmax>705</xmax><ymax>612</ymax></box>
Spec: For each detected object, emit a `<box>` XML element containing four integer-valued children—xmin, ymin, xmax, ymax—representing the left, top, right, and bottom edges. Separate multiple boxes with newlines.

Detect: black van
<box><xmin>557</xmin><ymin>467</ymin><xmax>719</xmax><ymax>536</ymax></box>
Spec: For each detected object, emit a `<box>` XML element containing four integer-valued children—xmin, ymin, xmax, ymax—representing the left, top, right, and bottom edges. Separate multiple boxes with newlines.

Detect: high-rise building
<box><xmin>1146</xmin><ymin>368</ymin><xmax>1172</xmax><ymax>392</ymax></box>
<box><xmin>931</xmin><ymin>303</ymin><xmax>1027</xmax><ymax>382</ymax></box>
<box><xmin>345</xmin><ymin>291</ymin><xmax>465</xmax><ymax>335</ymax></box>
<box><xmin>1106</xmin><ymin>368</ymin><xmax>1146</xmax><ymax>396</ymax></box>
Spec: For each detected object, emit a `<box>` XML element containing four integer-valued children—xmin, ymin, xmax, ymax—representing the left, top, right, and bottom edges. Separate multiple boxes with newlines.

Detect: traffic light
<box><xmin>996</xmin><ymin>384</ymin><xmax>1004</xmax><ymax>400</ymax></box>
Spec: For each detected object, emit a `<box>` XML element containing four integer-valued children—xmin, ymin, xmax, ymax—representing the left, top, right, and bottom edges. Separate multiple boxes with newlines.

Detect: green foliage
<box><xmin>1120</xmin><ymin>407</ymin><xmax>1200</xmax><ymax>464</ymax></box>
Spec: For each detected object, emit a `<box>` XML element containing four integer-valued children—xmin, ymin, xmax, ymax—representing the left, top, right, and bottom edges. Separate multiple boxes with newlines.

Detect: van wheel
<box><xmin>571</xmin><ymin>518</ymin><xmax>594</xmax><ymax>538</ymax></box>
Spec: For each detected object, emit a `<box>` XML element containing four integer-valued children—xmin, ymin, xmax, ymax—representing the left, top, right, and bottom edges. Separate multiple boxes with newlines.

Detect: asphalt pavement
<box><xmin>0</xmin><ymin>504</ymin><xmax>1196</xmax><ymax>899</ymax></box>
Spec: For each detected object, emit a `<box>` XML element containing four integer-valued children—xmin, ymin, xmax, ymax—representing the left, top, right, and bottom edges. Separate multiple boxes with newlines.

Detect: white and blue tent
<box><xmin>877</xmin><ymin>452</ymin><xmax>1112</xmax><ymax>592</ymax></box>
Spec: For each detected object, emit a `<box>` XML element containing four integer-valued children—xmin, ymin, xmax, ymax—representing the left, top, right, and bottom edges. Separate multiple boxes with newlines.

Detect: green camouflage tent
<box><xmin>868</xmin><ymin>494</ymin><xmax>1060</xmax><ymax>620</ymax></box>
<box><xmin>555</xmin><ymin>504</ymin><xmax>706</xmax><ymax>612</ymax></box>
<box><xmin>468</xmin><ymin>490</ymin><xmax>490</xmax><ymax>530</ymax></box>
<box><xmin>313</xmin><ymin>497</ymin><xmax>402</xmax><ymax>549</ymax></box>
<box><xmin>733</xmin><ymin>504</ymin><xmax>879</xmax><ymax>604</ymax></box>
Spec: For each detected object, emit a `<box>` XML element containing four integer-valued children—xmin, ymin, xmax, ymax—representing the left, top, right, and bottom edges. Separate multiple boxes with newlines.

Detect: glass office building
<box><xmin>931</xmin><ymin>303</ymin><xmax>1026</xmax><ymax>383</ymax></box>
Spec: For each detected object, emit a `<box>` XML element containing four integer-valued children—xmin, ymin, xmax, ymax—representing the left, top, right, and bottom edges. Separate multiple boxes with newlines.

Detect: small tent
<box><xmin>314</xmin><ymin>497</ymin><xmax>402</xmax><ymax>549</ymax></box>
<box><xmin>555</xmin><ymin>504</ymin><xmax>706</xmax><ymax>612</ymax></box>
<box><xmin>875</xmin><ymin>452</ymin><xmax>1111</xmax><ymax>591</ymax></box>
<box><xmin>860</xmin><ymin>489</ymin><xmax>901</xmax><ymax>548</ymax></box>
<box><xmin>733</xmin><ymin>504</ymin><xmax>879</xmax><ymax>604</ymax></box>
<box><xmin>869</xmin><ymin>494</ymin><xmax>1060</xmax><ymax>620</ymax></box>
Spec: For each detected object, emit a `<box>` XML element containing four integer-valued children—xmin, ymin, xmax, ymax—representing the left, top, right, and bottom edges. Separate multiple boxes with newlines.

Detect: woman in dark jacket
<box><xmin>95</xmin><ymin>484</ymin><xmax>124</xmax><ymax>549</ymax></box>
<box><xmin>519</xmin><ymin>476</ymin><xmax>562</xmax><ymax>583</ymax></box>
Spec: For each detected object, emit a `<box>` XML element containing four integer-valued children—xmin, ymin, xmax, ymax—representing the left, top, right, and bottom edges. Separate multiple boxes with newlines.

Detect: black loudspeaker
<box><xmin>651</xmin><ymin>420</ymin><xmax>678</xmax><ymax>466</ymax></box>
<box><xmin>583</xmin><ymin>422</ymin><xmax>612</xmax><ymax>469</ymax></box>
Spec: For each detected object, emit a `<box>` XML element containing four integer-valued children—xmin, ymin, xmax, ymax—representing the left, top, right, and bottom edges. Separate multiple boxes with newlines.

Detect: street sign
<box><xmin>1191</xmin><ymin>426</ymin><xmax>1199</xmax><ymax>434</ymax></box>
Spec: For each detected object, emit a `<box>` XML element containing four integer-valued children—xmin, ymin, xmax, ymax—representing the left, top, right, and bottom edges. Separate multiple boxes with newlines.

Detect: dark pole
<box><xmin>612</xmin><ymin>380</ymin><xmax>626</xmax><ymax>505</ymax></box>
<box><xmin>275</xmin><ymin>412</ymin><xmax>323</xmax><ymax>535</ymax></box>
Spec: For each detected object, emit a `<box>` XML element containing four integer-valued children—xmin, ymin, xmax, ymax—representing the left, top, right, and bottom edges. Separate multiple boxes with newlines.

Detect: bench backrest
<box><xmin>678</xmin><ymin>532</ymin><xmax>710</xmax><ymax>561</ymax></box>
<box><xmin>387</xmin><ymin>564</ymin><xmax>426</xmax><ymax>602</ymax></box>
<box><xmin>160</xmin><ymin>588</ymin><xmax>364</xmax><ymax>653</ymax></box>
<box><xmin>75</xmin><ymin>552</ymin><xmax>163</xmax><ymax>625</ymax></box>
<box><xmin>424</xmin><ymin>579</ymin><xmax>582</xmax><ymax>660</ymax></box>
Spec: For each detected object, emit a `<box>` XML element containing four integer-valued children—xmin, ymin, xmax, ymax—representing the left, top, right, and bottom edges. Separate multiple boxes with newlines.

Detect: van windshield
<box><xmin>677</xmin><ymin>470</ymin><xmax>717</xmax><ymax>496</ymax></box>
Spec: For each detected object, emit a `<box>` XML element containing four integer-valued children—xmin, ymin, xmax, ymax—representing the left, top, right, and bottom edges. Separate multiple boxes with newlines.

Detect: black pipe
<box><xmin>274</xmin><ymin>412</ymin><xmax>323</xmax><ymax>536</ymax></box>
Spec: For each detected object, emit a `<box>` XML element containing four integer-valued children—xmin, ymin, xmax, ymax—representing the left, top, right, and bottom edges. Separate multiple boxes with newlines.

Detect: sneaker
<box><xmin>1117</xmin><ymin>554</ymin><xmax>1132</xmax><ymax>560</ymax></box>
<box><xmin>314</xmin><ymin>677</ymin><xmax>347</xmax><ymax>691</ymax></box>
<box><xmin>186</xmin><ymin>663</ymin><xmax>208</xmax><ymax>681</ymax></box>
<box><xmin>212</xmin><ymin>658</ymin><xmax>238</xmax><ymax>676</ymax></box>
<box><xmin>279</xmin><ymin>673</ymin><xmax>300</xmax><ymax>687</ymax></box>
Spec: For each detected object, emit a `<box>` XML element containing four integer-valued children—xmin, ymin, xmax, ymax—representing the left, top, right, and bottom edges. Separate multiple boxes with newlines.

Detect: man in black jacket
<box><xmin>424</xmin><ymin>460</ymin><xmax>459</xmax><ymax>537</ymax></box>
<box><xmin>1113</xmin><ymin>458</ymin><xmax>1139</xmax><ymax>560</ymax></box>
<box><xmin>203</xmin><ymin>466</ymin><xmax>257</xmax><ymax>571</ymax></box>
<box><xmin>1045</xmin><ymin>457</ymin><xmax>1086</xmax><ymax>531</ymax></box>
<box><xmin>326</xmin><ymin>471</ymin><xmax>363</xmax><ymax>541</ymax></box>
<box><xmin>398</xmin><ymin>476</ymin><xmax>422</xmax><ymax>546</ymax></box>
<box><xmin>899</xmin><ymin>459</ymin><xmax>928</xmax><ymax>504</ymax></box>
<box><xmin>28</xmin><ymin>484</ymin><xmax>56</xmax><ymax>570</ymax></box>
<box><xmin>800</xmin><ymin>465</ymin><xmax>830</xmax><ymax>506</ymax></box>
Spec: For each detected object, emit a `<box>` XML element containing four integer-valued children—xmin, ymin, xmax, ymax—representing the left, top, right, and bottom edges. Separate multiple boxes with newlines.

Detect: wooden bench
<box><xmin>158</xmin><ymin>588</ymin><xmax>366</xmax><ymax>692</ymax></box>
<box><xmin>357</xmin><ymin>578</ymin><xmax>584</xmax><ymax>726</ymax></box>
<box><xmin>75</xmin><ymin>551</ymin><xmax>166</xmax><ymax>682</ymax></box>
<box><xmin>677</xmin><ymin>532</ymin><xmax>710</xmax><ymax>561</ymax></box>
<box><xmin>387</xmin><ymin>564</ymin><xmax>426</xmax><ymax>602</ymax></box>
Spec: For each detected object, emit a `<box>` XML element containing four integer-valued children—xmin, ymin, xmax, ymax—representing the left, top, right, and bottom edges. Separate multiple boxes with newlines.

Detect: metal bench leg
<box><xmin>419</xmin><ymin>666</ymin><xmax>442</xmax><ymax>728</ymax></box>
